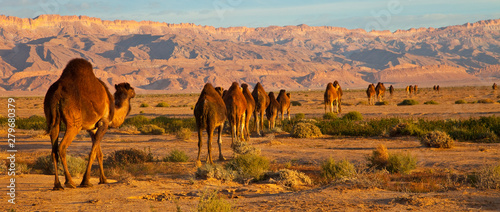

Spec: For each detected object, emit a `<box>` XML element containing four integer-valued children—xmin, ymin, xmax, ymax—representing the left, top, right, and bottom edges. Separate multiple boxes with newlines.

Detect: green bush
<box><xmin>455</xmin><ymin>100</ymin><xmax>467</xmax><ymax>104</ymax></box>
<box><xmin>290</xmin><ymin>101</ymin><xmax>302</xmax><ymax>106</ymax></box>
<box><xmin>468</xmin><ymin>164</ymin><xmax>500</xmax><ymax>189</ymax></box>
<box><xmin>123</xmin><ymin>115</ymin><xmax>150</xmax><ymax>128</ymax></box>
<box><xmin>449</xmin><ymin>128</ymin><xmax>498</xmax><ymax>143</ymax></box>
<box><xmin>420</xmin><ymin>131</ymin><xmax>454</xmax><ymax>148</ymax></box>
<box><xmin>321</xmin><ymin>158</ymin><xmax>357</xmax><ymax>181</ymax></box>
<box><xmin>195</xmin><ymin>164</ymin><xmax>235</xmax><ymax>181</ymax></box>
<box><xmin>139</xmin><ymin>102</ymin><xmax>149</xmax><ymax>107</ymax></box>
<box><xmin>342</xmin><ymin>111</ymin><xmax>363</xmax><ymax>121</ymax></box>
<box><xmin>323</xmin><ymin>112</ymin><xmax>337</xmax><ymax>120</ymax></box>
<box><xmin>273</xmin><ymin>169</ymin><xmax>312</xmax><ymax>188</ymax></box>
<box><xmin>105</xmin><ymin>148</ymin><xmax>154</xmax><ymax>167</ymax></box>
<box><xmin>398</xmin><ymin>99</ymin><xmax>419</xmax><ymax>106</ymax></box>
<box><xmin>294</xmin><ymin>113</ymin><xmax>305</xmax><ymax>120</ymax></box>
<box><xmin>477</xmin><ymin>99</ymin><xmax>495</xmax><ymax>104</ymax></box>
<box><xmin>424</xmin><ymin>100</ymin><xmax>439</xmax><ymax>105</ymax></box>
<box><xmin>386</xmin><ymin>153</ymin><xmax>417</xmax><ymax>174</ymax></box>
<box><xmin>375</xmin><ymin>101</ymin><xmax>389</xmax><ymax>105</ymax></box>
<box><xmin>176</xmin><ymin>127</ymin><xmax>192</xmax><ymax>141</ymax></box>
<box><xmin>389</xmin><ymin>122</ymin><xmax>425</xmax><ymax>137</ymax></box>
<box><xmin>151</xmin><ymin>116</ymin><xmax>196</xmax><ymax>133</ymax></box>
<box><xmin>291</xmin><ymin>122</ymin><xmax>322</xmax><ymax>138</ymax></box>
<box><xmin>231</xmin><ymin>140</ymin><xmax>261</xmax><ymax>155</ymax></box>
<box><xmin>156</xmin><ymin>102</ymin><xmax>170</xmax><ymax>107</ymax></box>
<box><xmin>225</xmin><ymin>153</ymin><xmax>270</xmax><ymax>182</ymax></box>
<box><xmin>163</xmin><ymin>149</ymin><xmax>190</xmax><ymax>162</ymax></box>
<box><xmin>17</xmin><ymin>115</ymin><xmax>46</xmax><ymax>130</ymax></box>
<box><xmin>32</xmin><ymin>155</ymin><xmax>86</xmax><ymax>177</ymax></box>
<box><xmin>197</xmin><ymin>190</ymin><xmax>233</xmax><ymax>212</ymax></box>
<box><xmin>139</xmin><ymin>124</ymin><xmax>165</xmax><ymax>135</ymax></box>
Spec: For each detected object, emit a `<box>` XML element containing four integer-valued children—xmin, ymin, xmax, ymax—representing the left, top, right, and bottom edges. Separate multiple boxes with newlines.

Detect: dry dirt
<box><xmin>1</xmin><ymin>86</ymin><xmax>500</xmax><ymax>211</ymax></box>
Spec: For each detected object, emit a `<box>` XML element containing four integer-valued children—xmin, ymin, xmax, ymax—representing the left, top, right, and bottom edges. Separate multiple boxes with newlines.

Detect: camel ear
<box><xmin>125</xmin><ymin>83</ymin><xmax>130</xmax><ymax>89</ymax></box>
<box><xmin>115</xmin><ymin>84</ymin><xmax>118</xmax><ymax>90</ymax></box>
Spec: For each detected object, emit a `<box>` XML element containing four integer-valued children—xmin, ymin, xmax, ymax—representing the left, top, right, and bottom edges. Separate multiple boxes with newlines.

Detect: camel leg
<box><xmin>58</xmin><ymin>126</ymin><xmax>79</xmax><ymax>189</ymax></box>
<box><xmin>196</xmin><ymin>127</ymin><xmax>203</xmax><ymax>167</ymax></box>
<box><xmin>244</xmin><ymin>111</ymin><xmax>251</xmax><ymax>141</ymax></box>
<box><xmin>87</xmin><ymin>130</ymin><xmax>107</xmax><ymax>184</ymax></box>
<box><xmin>81</xmin><ymin>120</ymin><xmax>109</xmax><ymax>187</ymax></box>
<box><xmin>287</xmin><ymin>108</ymin><xmax>290</xmax><ymax>120</ymax></box>
<box><xmin>330</xmin><ymin>101</ymin><xmax>334</xmax><ymax>113</ymax></box>
<box><xmin>338</xmin><ymin>99</ymin><xmax>342</xmax><ymax>114</ymax></box>
<box><xmin>259</xmin><ymin>112</ymin><xmax>265</xmax><ymax>136</ymax></box>
<box><xmin>217</xmin><ymin>124</ymin><xmax>225</xmax><ymax>161</ymax></box>
<box><xmin>49</xmin><ymin>124</ymin><xmax>63</xmax><ymax>190</ymax></box>
<box><xmin>207</xmin><ymin>126</ymin><xmax>214</xmax><ymax>165</ymax></box>
<box><xmin>239</xmin><ymin>113</ymin><xmax>245</xmax><ymax>141</ymax></box>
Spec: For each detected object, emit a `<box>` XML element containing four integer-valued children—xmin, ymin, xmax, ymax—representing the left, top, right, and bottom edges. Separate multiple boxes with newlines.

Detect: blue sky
<box><xmin>1</xmin><ymin>0</ymin><xmax>499</xmax><ymax>31</ymax></box>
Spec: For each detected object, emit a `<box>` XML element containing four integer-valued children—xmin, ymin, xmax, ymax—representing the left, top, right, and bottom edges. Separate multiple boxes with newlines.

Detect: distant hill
<box><xmin>0</xmin><ymin>14</ymin><xmax>499</xmax><ymax>93</ymax></box>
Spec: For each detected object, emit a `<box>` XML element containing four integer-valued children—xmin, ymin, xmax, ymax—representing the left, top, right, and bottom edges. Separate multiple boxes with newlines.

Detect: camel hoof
<box><xmin>53</xmin><ymin>184</ymin><xmax>64</xmax><ymax>190</ymax></box>
<box><xmin>64</xmin><ymin>182</ymin><xmax>76</xmax><ymax>189</ymax></box>
<box><xmin>99</xmin><ymin>179</ymin><xmax>108</xmax><ymax>184</ymax></box>
<box><xmin>219</xmin><ymin>156</ymin><xmax>226</xmax><ymax>161</ymax></box>
<box><xmin>79</xmin><ymin>183</ymin><xmax>93</xmax><ymax>188</ymax></box>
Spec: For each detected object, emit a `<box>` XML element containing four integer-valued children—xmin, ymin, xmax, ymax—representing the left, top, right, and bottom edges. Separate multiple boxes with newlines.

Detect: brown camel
<box><xmin>375</xmin><ymin>82</ymin><xmax>386</xmax><ymax>102</ymax></box>
<box><xmin>276</xmin><ymin>89</ymin><xmax>291</xmax><ymax>121</ymax></box>
<box><xmin>414</xmin><ymin>85</ymin><xmax>418</xmax><ymax>95</ymax></box>
<box><xmin>436</xmin><ymin>85</ymin><xmax>440</xmax><ymax>93</ymax></box>
<box><xmin>44</xmin><ymin>58</ymin><xmax>135</xmax><ymax>190</ymax></box>
<box><xmin>406</xmin><ymin>86</ymin><xmax>410</xmax><ymax>95</ymax></box>
<box><xmin>408</xmin><ymin>85</ymin><xmax>414</xmax><ymax>96</ymax></box>
<box><xmin>366</xmin><ymin>83</ymin><xmax>376</xmax><ymax>105</ymax></box>
<box><xmin>252</xmin><ymin>82</ymin><xmax>270</xmax><ymax>136</ymax></box>
<box><xmin>389</xmin><ymin>85</ymin><xmax>394</xmax><ymax>96</ymax></box>
<box><xmin>325</xmin><ymin>82</ymin><xmax>341</xmax><ymax>112</ymax></box>
<box><xmin>493</xmin><ymin>83</ymin><xmax>498</xmax><ymax>90</ymax></box>
<box><xmin>266</xmin><ymin>92</ymin><xmax>279</xmax><ymax>130</ymax></box>
<box><xmin>332</xmin><ymin>80</ymin><xmax>343</xmax><ymax>113</ymax></box>
<box><xmin>214</xmin><ymin>86</ymin><xmax>225</xmax><ymax>96</ymax></box>
<box><xmin>194</xmin><ymin>83</ymin><xmax>227</xmax><ymax>166</ymax></box>
<box><xmin>223</xmin><ymin>82</ymin><xmax>247</xmax><ymax>144</ymax></box>
<box><xmin>241</xmin><ymin>83</ymin><xmax>255</xmax><ymax>140</ymax></box>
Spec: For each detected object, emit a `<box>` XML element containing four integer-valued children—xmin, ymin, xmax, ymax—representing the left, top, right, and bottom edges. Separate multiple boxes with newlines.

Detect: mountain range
<box><xmin>0</xmin><ymin>14</ymin><xmax>499</xmax><ymax>93</ymax></box>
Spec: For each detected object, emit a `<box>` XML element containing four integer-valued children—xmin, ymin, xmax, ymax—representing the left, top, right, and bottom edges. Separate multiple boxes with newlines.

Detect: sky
<box><xmin>1</xmin><ymin>0</ymin><xmax>499</xmax><ymax>31</ymax></box>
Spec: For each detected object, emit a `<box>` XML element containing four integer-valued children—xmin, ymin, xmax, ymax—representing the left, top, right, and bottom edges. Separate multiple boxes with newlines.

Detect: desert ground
<box><xmin>1</xmin><ymin>85</ymin><xmax>500</xmax><ymax>211</ymax></box>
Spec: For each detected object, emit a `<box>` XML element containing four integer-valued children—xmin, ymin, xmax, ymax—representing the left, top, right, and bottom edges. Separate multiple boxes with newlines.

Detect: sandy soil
<box><xmin>1</xmin><ymin>86</ymin><xmax>500</xmax><ymax>211</ymax></box>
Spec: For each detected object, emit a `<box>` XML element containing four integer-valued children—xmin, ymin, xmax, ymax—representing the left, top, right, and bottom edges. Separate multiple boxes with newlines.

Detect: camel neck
<box><xmin>110</xmin><ymin>98</ymin><xmax>131</xmax><ymax>128</ymax></box>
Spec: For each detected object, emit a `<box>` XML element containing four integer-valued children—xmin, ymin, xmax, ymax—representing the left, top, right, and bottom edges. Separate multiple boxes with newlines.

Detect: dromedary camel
<box><xmin>215</xmin><ymin>86</ymin><xmax>225</xmax><ymax>96</ymax></box>
<box><xmin>375</xmin><ymin>82</ymin><xmax>386</xmax><ymax>102</ymax></box>
<box><xmin>333</xmin><ymin>80</ymin><xmax>343</xmax><ymax>113</ymax></box>
<box><xmin>413</xmin><ymin>85</ymin><xmax>418</xmax><ymax>95</ymax></box>
<box><xmin>324</xmin><ymin>82</ymin><xmax>341</xmax><ymax>113</ymax></box>
<box><xmin>276</xmin><ymin>89</ymin><xmax>291</xmax><ymax>121</ymax></box>
<box><xmin>266</xmin><ymin>92</ymin><xmax>279</xmax><ymax>130</ymax></box>
<box><xmin>493</xmin><ymin>83</ymin><xmax>498</xmax><ymax>90</ymax></box>
<box><xmin>366</xmin><ymin>83</ymin><xmax>376</xmax><ymax>105</ymax></box>
<box><xmin>241</xmin><ymin>83</ymin><xmax>255</xmax><ymax>140</ymax></box>
<box><xmin>252</xmin><ymin>82</ymin><xmax>269</xmax><ymax>136</ymax></box>
<box><xmin>389</xmin><ymin>85</ymin><xmax>394</xmax><ymax>96</ymax></box>
<box><xmin>194</xmin><ymin>83</ymin><xmax>227</xmax><ymax>166</ymax></box>
<box><xmin>44</xmin><ymin>58</ymin><xmax>135</xmax><ymax>190</ymax></box>
<box><xmin>223</xmin><ymin>82</ymin><xmax>247</xmax><ymax>145</ymax></box>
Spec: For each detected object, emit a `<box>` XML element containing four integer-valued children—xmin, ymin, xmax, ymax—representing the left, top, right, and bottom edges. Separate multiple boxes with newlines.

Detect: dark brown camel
<box><xmin>413</xmin><ymin>85</ymin><xmax>418</xmax><ymax>95</ymax></box>
<box><xmin>493</xmin><ymin>83</ymin><xmax>498</xmax><ymax>90</ymax></box>
<box><xmin>276</xmin><ymin>89</ymin><xmax>291</xmax><ymax>121</ymax></box>
<box><xmin>324</xmin><ymin>82</ymin><xmax>341</xmax><ymax>112</ymax></box>
<box><xmin>375</xmin><ymin>82</ymin><xmax>386</xmax><ymax>102</ymax></box>
<box><xmin>194</xmin><ymin>83</ymin><xmax>227</xmax><ymax>167</ymax></box>
<box><xmin>223</xmin><ymin>82</ymin><xmax>247</xmax><ymax>144</ymax></box>
<box><xmin>266</xmin><ymin>92</ymin><xmax>279</xmax><ymax>130</ymax></box>
<box><xmin>241</xmin><ymin>83</ymin><xmax>255</xmax><ymax>140</ymax></box>
<box><xmin>44</xmin><ymin>58</ymin><xmax>135</xmax><ymax>190</ymax></box>
<box><xmin>366</xmin><ymin>83</ymin><xmax>376</xmax><ymax>105</ymax></box>
<box><xmin>436</xmin><ymin>85</ymin><xmax>440</xmax><ymax>93</ymax></box>
<box><xmin>215</xmin><ymin>86</ymin><xmax>225</xmax><ymax>96</ymax></box>
<box><xmin>252</xmin><ymin>82</ymin><xmax>269</xmax><ymax>136</ymax></box>
<box><xmin>333</xmin><ymin>80</ymin><xmax>343</xmax><ymax>113</ymax></box>
<box><xmin>408</xmin><ymin>85</ymin><xmax>414</xmax><ymax>96</ymax></box>
<box><xmin>389</xmin><ymin>85</ymin><xmax>394</xmax><ymax>96</ymax></box>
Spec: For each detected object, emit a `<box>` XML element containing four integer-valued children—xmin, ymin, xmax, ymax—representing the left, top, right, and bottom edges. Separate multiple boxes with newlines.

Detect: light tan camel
<box><xmin>333</xmin><ymin>80</ymin><xmax>343</xmax><ymax>113</ymax></box>
<box><xmin>375</xmin><ymin>82</ymin><xmax>386</xmax><ymax>102</ymax></box>
<box><xmin>194</xmin><ymin>83</ymin><xmax>227</xmax><ymax>166</ymax></box>
<box><xmin>406</xmin><ymin>86</ymin><xmax>410</xmax><ymax>95</ymax></box>
<box><xmin>324</xmin><ymin>82</ymin><xmax>341</xmax><ymax>113</ymax></box>
<box><xmin>266</xmin><ymin>92</ymin><xmax>279</xmax><ymax>130</ymax></box>
<box><xmin>389</xmin><ymin>85</ymin><xmax>394</xmax><ymax>96</ymax></box>
<box><xmin>223</xmin><ymin>82</ymin><xmax>247</xmax><ymax>145</ymax></box>
<box><xmin>276</xmin><ymin>89</ymin><xmax>291</xmax><ymax>121</ymax></box>
<box><xmin>366</xmin><ymin>83</ymin><xmax>376</xmax><ymax>105</ymax></box>
<box><xmin>252</xmin><ymin>82</ymin><xmax>270</xmax><ymax>136</ymax></box>
<box><xmin>241</xmin><ymin>83</ymin><xmax>255</xmax><ymax>140</ymax></box>
<box><xmin>44</xmin><ymin>58</ymin><xmax>135</xmax><ymax>190</ymax></box>
<box><xmin>414</xmin><ymin>85</ymin><xmax>418</xmax><ymax>95</ymax></box>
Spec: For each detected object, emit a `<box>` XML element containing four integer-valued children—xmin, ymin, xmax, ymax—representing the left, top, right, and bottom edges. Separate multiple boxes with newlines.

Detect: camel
<box><xmin>406</xmin><ymin>86</ymin><xmax>410</xmax><ymax>96</ymax></box>
<box><xmin>266</xmin><ymin>92</ymin><xmax>279</xmax><ymax>130</ymax></box>
<box><xmin>194</xmin><ymin>83</ymin><xmax>227</xmax><ymax>166</ymax></box>
<box><xmin>44</xmin><ymin>58</ymin><xmax>135</xmax><ymax>190</ymax></box>
<box><xmin>389</xmin><ymin>85</ymin><xmax>394</xmax><ymax>96</ymax></box>
<box><xmin>493</xmin><ymin>83</ymin><xmax>498</xmax><ymax>90</ymax></box>
<box><xmin>214</xmin><ymin>86</ymin><xmax>225</xmax><ymax>96</ymax></box>
<box><xmin>366</xmin><ymin>83</ymin><xmax>376</xmax><ymax>105</ymax></box>
<box><xmin>436</xmin><ymin>85</ymin><xmax>440</xmax><ymax>93</ymax></box>
<box><xmin>223</xmin><ymin>82</ymin><xmax>247</xmax><ymax>145</ymax></box>
<box><xmin>375</xmin><ymin>82</ymin><xmax>386</xmax><ymax>102</ymax></box>
<box><xmin>325</xmin><ymin>82</ymin><xmax>341</xmax><ymax>112</ymax></box>
<box><xmin>414</xmin><ymin>85</ymin><xmax>418</xmax><ymax>95</ymax></box>
<box><xmin>241</xmin><ymin>83</ymin><xmax>255</xmax><ymax>141</ymax></box>
<box><xmin>276</xmin><ymin>89</ymin><xmax>291</xmax><ymax>121</ymax></box>
<box><xmin>252</xmin><ymin>82</ymin><xmax>270</xmax><ymax>136</ymax></box>
<box><xmin>408</xmin><ymin>85</ymin><xmax>414</xmax><ymax>96</ymax></box>
<box><xmin>332</xmin><ymin>80</ymin><xmax>343</xmax><ymax>113</ymax></box>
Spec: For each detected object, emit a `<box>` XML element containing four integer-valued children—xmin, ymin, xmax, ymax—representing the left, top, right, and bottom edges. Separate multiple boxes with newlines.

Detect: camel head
<box><xmin>114</xmin><ymin>83</ymin><xmax>135</xmax><ymax>107</ymax></box>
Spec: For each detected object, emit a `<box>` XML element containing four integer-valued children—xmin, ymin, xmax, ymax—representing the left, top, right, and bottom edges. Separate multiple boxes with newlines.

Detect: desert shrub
<box><xmin>105</xmin><ymin>148</ymin><xmax>154</xmax><ymax>167</ymax></box>
<box><xmin>357</xmin><ymin>100</ymin><xmax>369</xmax><ymax>105</ymax></box>
<box><xmin>389</xmin><ymin>122</ymin><xmax>425</xmax><ymax>137</ymax></box>
<box><xmin>468</xmin><ymin>164</ymin><xmax>500</xmax><ymax>189</ymax></box>
<box><xmin>323</xmin><ymin>112</ymin><xmax>337</xmax><ymax>120</ymax></box>
<box><xmin>231</xmin><ymin>140</ymin><xmax>261</xmax><ymax>155</ymax></box>
<box><xmin>123</xmin><ymin>115</ymin><xmax>150</xmax><ymax>128</ymax></box>
<box><xmin>225</xmin><ymin>153</ymin><xmax>270</xmax><ymax>182</ymax></box>
<box><xmin>455</xmin><ymin>99</ymin><xmax>467</xmax><ymax>104</ymax></box>
<box><xmin>32</xmin><ymin>155</ymin><xmax>86</xmax><ymax>177</ymax></box>
<box><xmin>156</xmin><ymin>102</ymin><xmax>170</xmax><ymax>107</ymax></box>
<box><xmin>294</xmin><ymin>113</ymin><xmax>305</xmax><ymax>120</ymax></box>
<box><xmin>139</xmin><ymin>102</ymin><xmax>149</xmax><ymax>107</ymax></box>
<box><xmin>367</xmin><ymin>144</ymin><xmax>389</xmax><ymax>170</ymax></box>
<box><xmin>272</xmin><ymin>169</ymin><xmax>312</xmax><ymax>188</ymax></box>
<box><xmin>291</xmin><ymin>122</ymin><xmax>322</xmax><ymax>138</ymax></box>
<box><xmin>139</xmin><ymin>124</ymin><xmax>165</xmax><ymax>135</ymax></box>
<box><xmin>195</xmin><ymin>164</ymin><xmax>235</xmax><ymax>181</ymax></box>
<box><xmin>163</xmin><ymin>149</ymin><xmax>190</xmax><ymax>162</ymax></box>
<box><xmin>151</xmin><ymin>116</ymin><xmax>196</xmax><ymax>133</ymax></box>
<box><xmin>197</xmin><ymin>190</ymin><xmax>233</xmax><ymax>212</ymax></box>
<box><xmin>375</xmin><ymin>101</ymin><xmax>389</xmax><ymax>105</ymax></box>
<box><xmin>449</xmin><ymin>128</ymin><xmax>498</xmax><ymax>143</ymax></box>
<box><xmin>16</xmin><ymin>115</ymin><xmax>46</xmax><ymax>130</ymax></box>
<box><xmin>420</xmin><ymin>131</ymin><xmax>454</xmax><ymax>148</ymax></box>
<box><xmin>342</xmin><ymin>111</ymin><xmax>363</xmax><ymax>121</ymax></box>
<box><xmin>424</xmin><ymin>100</ymin><xmax>439</xmax><ymax>105</ymax></box>
<box><xmin>477</xmin><ymin>98</ymin><xmax>495</xmax><ymax>104</ymax></box>
<box><xmin>176</xmin><ymin>127</ymin><xmax>192</xmax><ymax>141</ymax></box>
<box><xmin>398</xmin><ymin>99</ymin><xmax>419</xmax><ymax>106</ymax></box>
<box><xmin>321</xmin><ymin>158</ymin><xmax>357</xmax><ymax>181</ymax></box>
<box><xmin>290</xmin><ymin>100</ymin><xmax>302</xmax><ymax>106</ymax></box>
<box><xmin>386</xmin><ymin>153</ymin><xmax>417</xmax><ymax>174</ymax></box>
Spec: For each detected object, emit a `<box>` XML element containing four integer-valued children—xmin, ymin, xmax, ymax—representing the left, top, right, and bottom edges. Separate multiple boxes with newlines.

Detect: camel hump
<box><xmin>60</xmin><ymin>58</ymin><xmax>95</xmax><ymax>79</ymax></box>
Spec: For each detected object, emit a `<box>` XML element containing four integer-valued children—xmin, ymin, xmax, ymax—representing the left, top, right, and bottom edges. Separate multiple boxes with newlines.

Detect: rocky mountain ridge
<box><xmin>0</xmin><ymin>14</ymin><xmax>499</xmax><ymax>93</ymax></box>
